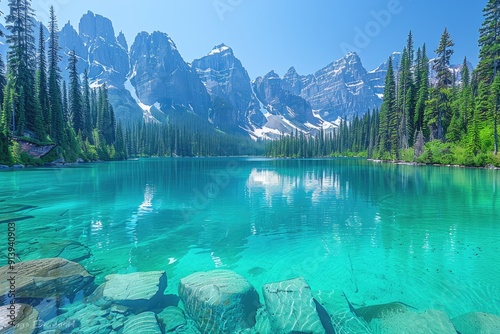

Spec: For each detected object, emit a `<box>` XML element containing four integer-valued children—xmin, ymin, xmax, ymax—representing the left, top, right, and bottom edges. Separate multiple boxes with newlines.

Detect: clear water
<box><xmin>1</xmin><ymin>158</ymin><xmax>499</xmax><ymax>318</ymax></box>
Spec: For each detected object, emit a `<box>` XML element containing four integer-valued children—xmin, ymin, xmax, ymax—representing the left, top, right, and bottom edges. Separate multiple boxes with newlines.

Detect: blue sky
<box><xmin>0</xmin><ymin>0</ymin><xmax>486</xmax><ymax>78</ymax></box>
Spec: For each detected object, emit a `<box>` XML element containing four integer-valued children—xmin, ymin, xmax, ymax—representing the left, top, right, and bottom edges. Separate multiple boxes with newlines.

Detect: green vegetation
<box><xmin>268</xmin><ymin>0</ymin><xmax>500</xmax><ymax>167</ymax></box>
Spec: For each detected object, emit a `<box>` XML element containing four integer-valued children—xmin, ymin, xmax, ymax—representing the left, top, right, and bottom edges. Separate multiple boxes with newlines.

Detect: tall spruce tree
<box><xmin>36</xmin><ymin>22</ymin><xmax>50</xmax><ymax>134</ymax></box>
<box><xmin>48</xmin><ymin>5</ymin><xmax>64</xmax><ymax>144</ymax></box>
<box><xmin>377</xmin><ymin>57</ymin><xmax>399</xmax><ymax>159</ymax></box>
<box><xmin>82</xmin><ymin>68</ymin><xmax>92</xmax><ymax>140</ymax></box>
<box><xmin>67</xmin><ymin>50</ymin><xmax>84</xmax><ymax>135</ymax></box>
<box><xmin>433</xmin><ymin>28</ymin><xmax>455</xmax><ymax>140</ymax></box>
<box><xmin>478</xmin><ymin>0</ymin><xmax>500</xmax><ymax>83</ymax></box>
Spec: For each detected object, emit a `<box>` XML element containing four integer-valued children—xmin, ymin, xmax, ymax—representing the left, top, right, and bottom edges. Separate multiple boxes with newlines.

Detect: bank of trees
<box><xmin>0</xmin><ymin>2</ymin><xmax>125</xmax><ymax>165</ymax></box>
<box><xmin>269</xmin><ymin>0</ymin><xmax>500</xmax><ymax>167</ymax></box>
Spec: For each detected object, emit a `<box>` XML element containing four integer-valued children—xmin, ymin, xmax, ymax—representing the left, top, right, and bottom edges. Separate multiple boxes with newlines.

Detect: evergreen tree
<box><xmin>477</xmin><ymin>0</ymin><xmax>500</xmax><ymax>83</ymax></box>
<box><xmin>82</xmin><ymin>68</ymin><xmax>92</xmax><ymax>140</ymax></box>
<box><xmin>415</xmin><ymin>44</ymin><xmax>429</xmax><ymax>136</ymax></box>
<box><xmin>5</xmin><ymin>0</ymin><xmax>44</xmax><ymax>139</ymax></box>
<box><xmin>433</xmin><ymin>28</ymin><xmax>455</xmax><ymax>140</ymax></box>
<box><xmin>67</xmin><ymin>49</ymin><xmax>84</xmax><ymax>135</ymax></box>
<box><xmin>48</xmin><ymin>5</ymin><xmax>64</xmax><ymax>144</ymax></box>
<box><xmin>0</xmin><ymin>56</ymin><xmax>6</xmax><ymax>108</ymax></box>
<box><xmin>36</xmin><ymin>22</ymin><xmax>50</xmax><ymax>134</ymax></box>
<box><xmin>377</xmin><ymin>57</ymin><xmax>399</xmax><ymax>159</ymax></box>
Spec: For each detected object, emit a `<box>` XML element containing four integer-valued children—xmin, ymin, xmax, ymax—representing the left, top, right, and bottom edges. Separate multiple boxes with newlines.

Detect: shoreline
<box><xmin>367</xmin><ymin>158</ymin><xmax>500</xmax><ymax>170</ymax></box>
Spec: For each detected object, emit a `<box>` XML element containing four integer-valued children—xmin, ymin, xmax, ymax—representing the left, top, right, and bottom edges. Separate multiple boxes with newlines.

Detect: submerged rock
<box><xmin>158</xmin><ymin>306</ymin><xmax>187</xmax><ymax>332</ymax></box>
<box><xmin>0</xmin><ymin>258</ymin><xmax>94</xmax><ymax>301</ymax></box>
<box><xmin>101</xmin><ymin>271</ymin><xmax>167</xmax><ymax>311</ymax></box>
<box><xmin>314</xmin><ymin>290</ymin><xmax>372</xmax><ymax>334</ymax></box>
<box><xmin>123</xmin><ymin>312</ymin><xmax>162</xmax><ymax>334</ymax></box>
<box><xmin>354</xmin><ymin>302</ymin><xmax>410</xmax><ymax>323</ymax></box>
<box><xmin>31</xmin><ymin>240</ymin><xmax>92</xmax><ymax>263</ymax></box>
<box><xmin>452</xmin><ymin>312</ymin><xmax>500</xmax><ymax>334</ymax></box>
<box><xmin>0</xmin><ymin>304</ymin><xmax>39</xmax><ymax>334</ymax></box>
<box><xmin>179</xmin><ymin>270</ymin><xmax>260</xmax><ymax>334</ymax></box>
<box><xmin>370</xmin><ymin>309</ymin><xmax>456</xmax><ymax>334</ymax></box>
<box><xmin>262</xmin><ymin>277</ymin><xmax>325</xmax><ymax>334</ymax></box>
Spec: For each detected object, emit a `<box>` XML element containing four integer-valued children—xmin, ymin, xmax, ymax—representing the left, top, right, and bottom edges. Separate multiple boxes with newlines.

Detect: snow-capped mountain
<box><xmin>192</xmin><ymin>44</ymin><xmax>266</xmax><ymax>134</ymax></box>
<box><xmin>0</xmin><ymin>11</ymin><xmax>474</xmax><ymax>139</ymax></box>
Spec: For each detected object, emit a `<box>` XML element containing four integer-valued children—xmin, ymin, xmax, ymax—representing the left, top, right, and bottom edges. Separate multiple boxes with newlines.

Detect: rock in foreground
<box><xmin>0</xmin><ymin>304</ymin><xmax>39</xmax><ymax>334</ymax></box>
<box><xmin>0</xmin><ymin>258</ymin><xmax>94</xmax><ymax>301</ymax></box>
<box><xmin>452</xmin><ymin>312</ymin><xmax>500</xmax><ymax>334</ymax></box>
<box><xmin>179</xmin><ymin>270</ymin><xmax>260</xmax><ymax>333</ymax></box>
<box><xmin>262</xmin><ymin>277</ymin><xmax>325</xmax><ymax>334</ymax></box>
<box><xmin>102</xmin><ymin>271</ymin><xmax>167</xmax><ymax>310</ymax></box>
<box><xmin>370</xmin><ymin>309</ymin><xmax>456</xmax><ymax>334</ymax></box>
<box><xmin>123</xmin><ymin>312</ymin><xmax>162</xmax><ymax>334</ymax></box>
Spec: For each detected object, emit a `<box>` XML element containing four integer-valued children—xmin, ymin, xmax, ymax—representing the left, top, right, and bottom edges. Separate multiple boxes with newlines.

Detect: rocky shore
<box><xmin>1</xmin><ymin>257</ymin><xmax>499</xmax><ymax>334</ymax></box>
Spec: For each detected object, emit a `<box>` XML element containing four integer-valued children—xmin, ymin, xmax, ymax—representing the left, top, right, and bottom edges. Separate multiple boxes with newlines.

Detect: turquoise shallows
<box><xmin>1</xmin><ymin>158</ymin><xmax>499</xmax><ymax>317</ymax></box>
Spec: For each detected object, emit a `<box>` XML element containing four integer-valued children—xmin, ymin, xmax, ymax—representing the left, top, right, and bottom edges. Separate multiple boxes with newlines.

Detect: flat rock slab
<box><xmin>0</xmin><ymin>304</ymin><xmax>39</xmax><ymax>334</ymax></box>
<box><xmin>102</xmin><ymin>271</ymin><xmax>167</xmax><ymax>310</ymax></box>
<box><xmin>179</xmin><ymin>270</ymin><xmax>260</xmax><ymax>334</ymax></box>
<box><xmin>452</xmin><ymin>312</ymin><xmax>500</xmax><ymax>334</ymax></box>
<box><xmin>123</xmin><ymin>312</ymin><xmax>162</xmax><ymax>334</ymax></box>
<box><xmin>0</xmin><ymin>258</ymin><xmax>94</xmax><ymax>301</ymax></box>
<box><xmin>370</xmin><ymin>309</ymin><xmax>456</xmax><ymax>334</ymax></box>
<box><xmin>263</xmin><ymin>277</ymin><xmax>325</xmax><ymax>334</ymax></box>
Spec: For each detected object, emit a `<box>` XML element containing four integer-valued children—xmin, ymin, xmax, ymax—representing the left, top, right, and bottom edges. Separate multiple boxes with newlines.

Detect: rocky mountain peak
<box><xmin>79</xmin><ymin>11</ymin><xmax>116</xmax><ymax>43</ymax></box>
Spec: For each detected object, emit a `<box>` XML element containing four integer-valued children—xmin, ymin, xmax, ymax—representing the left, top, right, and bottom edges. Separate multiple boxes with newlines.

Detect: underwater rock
<box><xmin>353</xmin><ymin>302</ymin><xmax>410</xmax><ymax>323</ymax></box>
<box><xmin>179</xmin><ymin>270</ymin><xmax>260</xmax><ymax>334</ymax></box>
<box><xmin>158</xmin><ymin>306</ymin><xmax>187</xmax><ymax>332</ymax></box>
<box><xmin>314</xmin><ymin>290</ymin><xmax>372</xmax><ymax>334</ymax></box>
<box><xmin>262</xmin><ymin>277</ymin><xmax>325</xmax><ymax>334</ymax></box>
<box><xmin>123</xmin><ymin>312</ymin><xmax>162</xmax><ymax>334</ymax></box>
<box><xmin>101</xmin><ymin>271</ymin><xmax>167</xmax><ymax>311</ymax></box>
<box><xmin>0</xmin><ymin>258</ymin><xmax>94</xmax><ymax>301</ymax></box>
<box><xmin>30</xmin><ymin>240</ymin><xmax>92</xmax><ymax>263</ymax></box>
<box><xmin>0</xmin><ymin>304</ymin><xmax>39</xmax><ymax>334</ymax></box>
<box><xmin>370</xmin><ymin>309</ymin><xmax>456</xmax><ymax>334</ymax></box>
<box><xmin>452</xmin><ymin>312</ymin><xmax>500</xmax><ymax>334</ymax></box>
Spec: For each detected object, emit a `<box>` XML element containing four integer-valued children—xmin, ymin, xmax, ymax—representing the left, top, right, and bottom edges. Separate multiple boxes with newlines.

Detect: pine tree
<box><xmin>477</xmin><ymin>0</ymin><xmax>500</xmax><ymax>83</ymax></box>
<box><xmin>433</xmin><ymin>28</ymin><xmax>455</xmax><ymax>140</ymax></box>
<box><xmin>377</xmin><ymin>57</ymin><xmax>399</xmax><ymax>159</ymax></box>
<box><xmin>5</xmin><ymin>0</ymin><xmax>44</xmax><ymax>139</ymax></box>
<box><xmin>36</xmin><ymin>22</ymin><xmax>50</xmax><ymax>135</ymax></box>
<box><xmin>415</xmin><ymin>44</ymin><xmax>429</xmax><ymax>136</ymax></box>
<box><xmin>68</xmin><ymin>49</ymin><xmax>84</xmax><ymax>135</ymax></box>
<box><xmin>82</xmin><ymin>68</ymin><xmax>92</xmax><ymax>140</ymax></box>
<box><xmin>0</xmin><ymin>57</ymin><xmax>6</xmax><ymax>108</ymax></box>
<box><xmin>48</xmin><ymin>6</ymin><xmax>64</xmax><ymax>144</ymax></box>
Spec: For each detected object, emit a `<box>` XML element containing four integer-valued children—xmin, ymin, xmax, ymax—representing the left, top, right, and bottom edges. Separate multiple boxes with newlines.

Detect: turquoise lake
<box><xmin>1</xmin><ymin>158</ymin><xmax>499</xmax><ymax>318</ymax></box>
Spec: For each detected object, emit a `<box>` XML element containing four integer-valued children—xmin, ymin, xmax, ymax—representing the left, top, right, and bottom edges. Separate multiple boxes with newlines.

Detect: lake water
<box><xmin>1</xmin><ymin>158</ymin><xmax>499</xmax><ymax>319</ymax></box>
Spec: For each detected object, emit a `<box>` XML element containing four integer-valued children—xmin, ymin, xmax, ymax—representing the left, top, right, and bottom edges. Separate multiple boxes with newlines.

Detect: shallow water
<box><xmin>1</xmin><ymin>158</ymin><xmax>499</xmax><ymax>318</ymax></box>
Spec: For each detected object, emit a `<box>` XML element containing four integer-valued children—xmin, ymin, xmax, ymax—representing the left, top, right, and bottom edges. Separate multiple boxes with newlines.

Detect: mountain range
<box><xmin>0</xmin><ymin>11</ymin><xmax>473</xmax><ymax>139</ymax></box>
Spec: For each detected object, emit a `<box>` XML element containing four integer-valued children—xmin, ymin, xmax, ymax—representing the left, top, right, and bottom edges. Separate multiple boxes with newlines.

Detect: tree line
<box><xmin>0</xmin><ymin>0</ymin><xmax>262</xmax><ymax>166</ymax></box>
<box><xmin>268</xmin><ymin>0</ymin><xmax>500</xmax><ymax>167</ymax></box>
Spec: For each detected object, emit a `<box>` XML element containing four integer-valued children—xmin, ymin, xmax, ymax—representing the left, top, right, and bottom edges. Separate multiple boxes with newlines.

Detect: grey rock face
<box><xmin>254</xmin><ymin>71</ymin><xmax>317</xmax><ymax>126</ymax></box>
<box><xmin>281</xmin><ymin>52</ymin><xmax>381</xmax><ymax>122</ymax></box>
<box><xmin>193</xmin><ymin>44</ymin><xmax>266</xmax><ymax>132</ymax></box>
<box><xmin>129</xmin><ymin>31</ymin><xmax>211</xmax><ymax>116</ymax></box>
<box><xmin>179</xmin><ymin>270</ymin><xmax>260</xmax><ymax>334</ymax></box>
<box><xmin>262</xmin><ymin>277</ymin><xmax>325</xmax><ymax>334</ymax></box>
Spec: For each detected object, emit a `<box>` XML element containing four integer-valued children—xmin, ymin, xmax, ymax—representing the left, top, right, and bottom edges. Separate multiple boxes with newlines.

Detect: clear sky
<box><xmin>0</xmin><ymin>0</ymin><xmax>486</xmax><ymax>78</ymax></box>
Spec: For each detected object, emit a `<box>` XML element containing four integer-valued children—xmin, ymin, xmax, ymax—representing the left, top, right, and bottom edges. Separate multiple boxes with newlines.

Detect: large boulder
<box><xmin>100</xmin><ymin>271</ymin><xmax>167</xmax><ymax>311</ymax></box>
<box><xmin>262</xmin><ymin>277</ymin><xmax>325</xmax><ymax>334</ymax></box>
<box><xmin>0</xmin><ymin>304</ymin><xmax>39</xmax><ymax>334</ymax></box>
<box><xmin>158</xmin><ymin>306</ymin><xmax>187</xmax><ymax>332</ymax></box>
<box><xmin>0</xmin><ymin>258</ymin><xmax>94</xmax><ymax>302</ymax></box>
<box><xmin>179</xmin><ymin>270</ymin><xmax>260</xmax><ymax>333</ymax></box>
<box><xmin>452</xmin><ymin>312</ymin><xmax>500</xmax><ymax>334</ymax></box>
<box><xmin>370</xmin><ymin>309</ymin><xmax>456</xmax><ymax>334</ymax></box>
<box><xmin>123</xmin><ymin>312</ymin><xmax>162</xmax><ymax>334</ymax></box>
